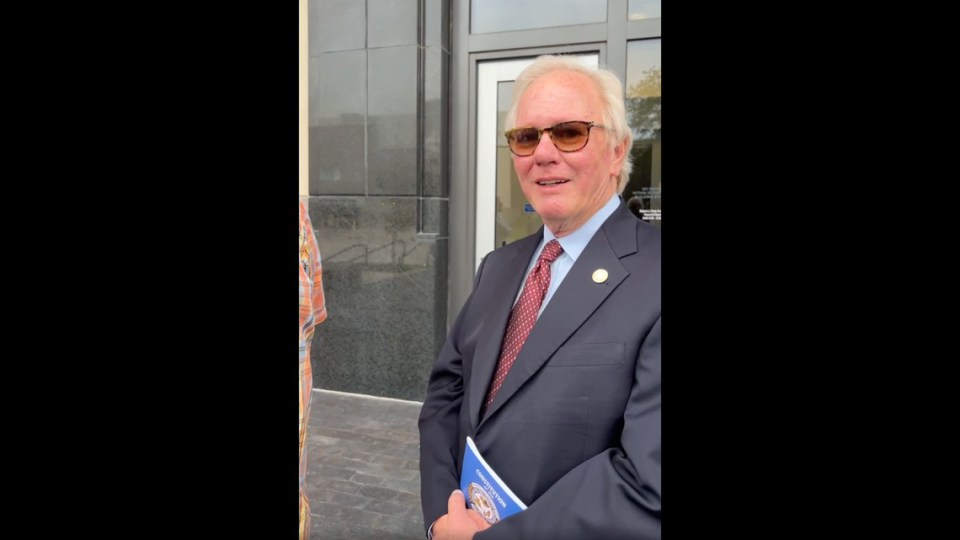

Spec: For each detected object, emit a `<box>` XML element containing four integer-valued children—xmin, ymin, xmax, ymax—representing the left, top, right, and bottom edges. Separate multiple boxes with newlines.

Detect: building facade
<box><xmin>299</xmin><ymin>0</ymin><xmax>661</xmax><ymax>401</ymax></box>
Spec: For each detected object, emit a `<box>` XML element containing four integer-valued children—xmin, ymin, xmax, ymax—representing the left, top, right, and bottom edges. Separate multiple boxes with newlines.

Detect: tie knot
<box><xmin>538</xmin><ymin>239</ymin><xmax>563</xmax><ymax>264</ymax></box>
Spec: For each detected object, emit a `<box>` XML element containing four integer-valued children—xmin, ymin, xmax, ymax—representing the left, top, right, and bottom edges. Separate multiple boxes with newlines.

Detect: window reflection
<box><xmin>472</xmin><ymin>0</ymin><xmax>607</xmax><ymax>34</ymax></box>
<box><xmin>628</xmin><ymin>0</ymin><xmax>662</xmax><ymax>20</ymax></box>
<box><xmin>625</xmin><ymin>39</ymin><xmax>662</xmax><ymax>227</ymax></box>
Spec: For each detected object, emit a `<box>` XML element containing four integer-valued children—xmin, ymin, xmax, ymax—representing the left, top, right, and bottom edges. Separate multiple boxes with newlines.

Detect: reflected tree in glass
<box><xmin>625</xmin><ymin>67</ymin><xmax>662</xmax><ymax>226</ymax></box>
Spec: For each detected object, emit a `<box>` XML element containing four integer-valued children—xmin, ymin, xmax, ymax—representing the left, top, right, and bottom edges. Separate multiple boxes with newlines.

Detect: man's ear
<box><xmin>609</xmin><ymin>137</ymin><xmax>628</xmax><ymax>178</ymax></box>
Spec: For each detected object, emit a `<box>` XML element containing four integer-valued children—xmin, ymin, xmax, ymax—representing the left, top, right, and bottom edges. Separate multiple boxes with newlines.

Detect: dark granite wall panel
<box><xmin>307</xmin><ymin>0</ymin><xmax>450</xmax><ymax>401</ymax></box>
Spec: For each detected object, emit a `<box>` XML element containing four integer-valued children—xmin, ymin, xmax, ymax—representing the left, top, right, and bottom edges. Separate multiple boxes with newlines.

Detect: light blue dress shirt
<box><xmin>514</xmin><ymin>194</ymin><xmax>621</xmax><ymax>318</ymax></box>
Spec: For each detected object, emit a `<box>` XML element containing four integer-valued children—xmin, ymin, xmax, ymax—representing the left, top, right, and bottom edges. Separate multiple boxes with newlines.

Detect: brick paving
<box><xmin>306</xmin><ymin>389</ymin><xmax>426</xmax><ymax>540</ymax></box>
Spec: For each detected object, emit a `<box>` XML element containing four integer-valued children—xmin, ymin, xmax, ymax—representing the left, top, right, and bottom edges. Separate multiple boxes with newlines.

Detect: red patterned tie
<box><xmin>483</xmin><ymin>239</ymin><xmax>564</xmax><ymax>415</ymax></box>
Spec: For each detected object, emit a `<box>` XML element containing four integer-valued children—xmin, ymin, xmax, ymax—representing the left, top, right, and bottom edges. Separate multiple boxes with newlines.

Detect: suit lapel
<box><xmin>478</xmin><ymin>204</ymin><xmax>639</xmax><ymax>427</ymax></box>
<box><xmin>468</xmin><ymin>232</ymin><xmax>543</xmax><ymax>431</ymax></box>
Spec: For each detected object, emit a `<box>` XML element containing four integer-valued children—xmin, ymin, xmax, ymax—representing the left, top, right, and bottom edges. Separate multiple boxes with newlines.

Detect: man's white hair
<box><xmin>505</xmin><ymin>55</ymin><xmax>634</xmax><ymax>195</ymax></box>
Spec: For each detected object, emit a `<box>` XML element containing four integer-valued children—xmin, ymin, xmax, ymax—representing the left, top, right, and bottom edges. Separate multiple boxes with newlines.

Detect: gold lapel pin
<box><xmin>592</xmin><ymin>269</ymin><xmax>608</xmax><ymax>283</ymax></box>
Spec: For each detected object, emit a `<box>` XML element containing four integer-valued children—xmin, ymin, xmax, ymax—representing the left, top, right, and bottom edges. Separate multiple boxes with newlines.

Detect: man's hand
<box><xmin>433</xmin><ymin>491</ymin><xmax>482</xmax><ymax>540</ymax></box>
<box><xmin>432</xmin><ymin>514</ymin><xmax>448</xmax><ymax>537</ymax></box>
<box><xmin>466</xmin><ymin>509</ymin><xmax>491</xmax><ymax>532</ymax></box>
<box><xmin>432</xmin><ymin>494</ymin><xmax>492</xmax><ymax>536</ymax></box>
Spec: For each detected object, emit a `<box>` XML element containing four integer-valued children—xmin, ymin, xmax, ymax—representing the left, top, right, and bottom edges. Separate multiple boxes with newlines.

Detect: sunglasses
<box><xmin>504</xmin><ymin>120</ymin><xmax>607</xmax><ymax>156</ymax></box>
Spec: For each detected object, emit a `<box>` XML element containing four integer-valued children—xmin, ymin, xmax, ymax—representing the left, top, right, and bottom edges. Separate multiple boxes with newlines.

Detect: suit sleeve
<box><xmin>476</xmin><ymin>315</ymin><xmax>662</xmax><ymax>540</ymax></box>
<box><xmin>418</xmin><ymin>256</ymin><xmax>489</xmax><ymax>535</ymax></box>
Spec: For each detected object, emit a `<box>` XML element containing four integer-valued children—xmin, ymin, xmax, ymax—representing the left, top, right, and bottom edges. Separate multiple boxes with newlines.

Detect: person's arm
<box><xmin>419</xmin><ymin>256</ymin><xmax>489</xmax><ymax>537</ymax></box>
<box><xmin>476</xmin><ymin>315</ymin><xmax>662</xmax><ymax>540</ymax></box>
<box><xmin>302</xmin><ymin>204</ymin><xmax>327</xmax><ymax>325</ymax></box>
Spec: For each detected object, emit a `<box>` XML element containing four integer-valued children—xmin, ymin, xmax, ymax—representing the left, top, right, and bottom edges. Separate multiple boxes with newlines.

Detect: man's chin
<box><xmin>535</xmin><ymin>204</ymin><xmax>568</xmax><ymax>223</ymax></box>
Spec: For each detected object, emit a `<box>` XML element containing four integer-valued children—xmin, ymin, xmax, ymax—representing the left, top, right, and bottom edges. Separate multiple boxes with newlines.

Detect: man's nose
<box><xmin>532</xmin><ymin>131</ymin><xmax>559</xmax><ymax>163</ymax></box>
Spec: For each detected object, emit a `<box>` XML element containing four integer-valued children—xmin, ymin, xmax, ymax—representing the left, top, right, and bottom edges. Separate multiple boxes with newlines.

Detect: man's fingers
<box><xmin>466</xmin><ymin>509</ymin><xmax>490</xmax><ymax>530</ymax></box>
<box><xmin>447</xmin><ymin>490</ymin><xmax>466</xmax><ymax>514</ymax></box>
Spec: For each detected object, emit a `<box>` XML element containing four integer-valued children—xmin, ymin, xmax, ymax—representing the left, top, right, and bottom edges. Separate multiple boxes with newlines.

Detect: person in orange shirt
<box><xmin>299</xmin><ymin>201</ymin><xmax>327</xmax><ymax>540</ymax></box>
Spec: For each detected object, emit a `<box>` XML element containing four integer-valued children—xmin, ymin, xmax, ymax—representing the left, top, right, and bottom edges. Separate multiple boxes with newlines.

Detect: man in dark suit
<box><xmin>419</xmin><ymin>55</ymin><xmax>661</xmax><ymax>540</ymax></box>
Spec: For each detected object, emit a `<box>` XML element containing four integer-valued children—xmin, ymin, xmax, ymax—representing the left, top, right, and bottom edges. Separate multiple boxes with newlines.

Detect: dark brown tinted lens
<box><xmin>551</xmin><ymin>122</ymin><xmax>590</xmax><ymax>150</ymax></box>
<box><xmin>508</xmin><ymin>128</ymin><xmax>540</xmax><ymax>154</ymax></box>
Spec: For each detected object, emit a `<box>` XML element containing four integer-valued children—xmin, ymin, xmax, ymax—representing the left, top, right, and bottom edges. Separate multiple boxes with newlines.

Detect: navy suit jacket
<box><xmin>419</xmin><ymin>201</ymin><xmax>661</xmax><ymax>540</ymax></box>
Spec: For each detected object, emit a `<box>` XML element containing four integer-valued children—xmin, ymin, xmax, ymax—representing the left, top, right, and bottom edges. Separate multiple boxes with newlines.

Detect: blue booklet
<box><xmin>460</xmin><ymin>436</ymin><xmax>527</xmax><ymax>525</ymax></box>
